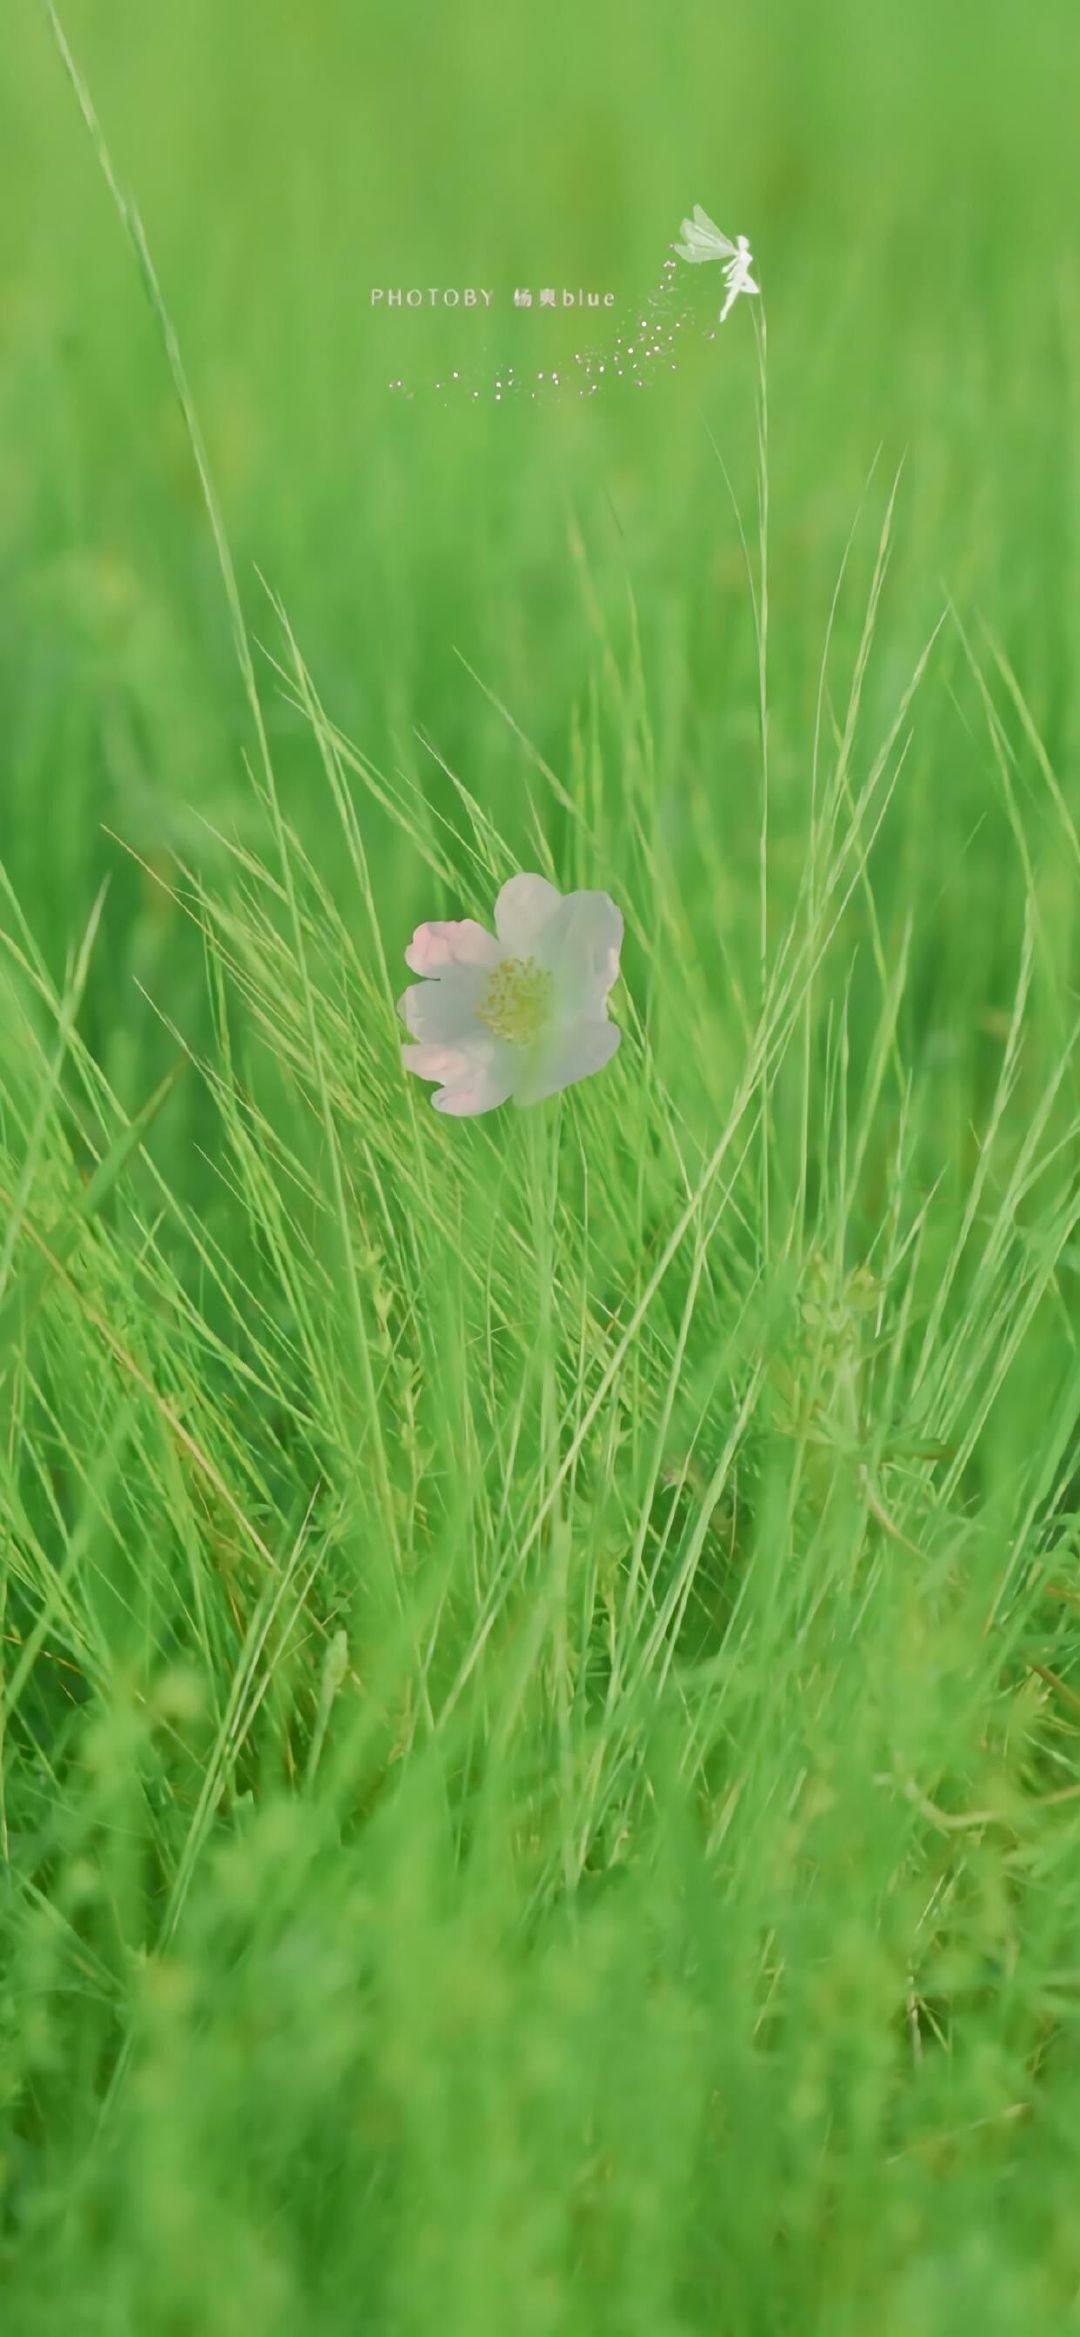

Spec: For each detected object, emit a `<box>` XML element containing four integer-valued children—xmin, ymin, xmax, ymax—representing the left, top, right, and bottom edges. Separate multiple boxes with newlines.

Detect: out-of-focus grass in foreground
<box><xmin>2</xmin><ymin>3</ymin><xmax>1080</xmax><ymax>2330</ymax></box>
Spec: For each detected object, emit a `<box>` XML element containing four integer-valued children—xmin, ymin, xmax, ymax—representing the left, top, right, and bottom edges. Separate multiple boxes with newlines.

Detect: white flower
<box><xmin>399</xmin><ymin>873</ymin><xmax>623</xmax><ymax>1117</ymax></box>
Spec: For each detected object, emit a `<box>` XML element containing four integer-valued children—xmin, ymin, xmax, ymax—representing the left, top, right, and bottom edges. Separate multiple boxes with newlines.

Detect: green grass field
<box><xmin>3</xmin><ymin>2</ymin><xmax>1080</xmax><ymax>2328</ymax></box>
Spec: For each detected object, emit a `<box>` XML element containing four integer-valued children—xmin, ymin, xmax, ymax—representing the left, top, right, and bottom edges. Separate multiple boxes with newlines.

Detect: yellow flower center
<box><xmin>476</xmin><ymin>955</ymin><xmax>553</xmax><ymax>1046</ymax></box>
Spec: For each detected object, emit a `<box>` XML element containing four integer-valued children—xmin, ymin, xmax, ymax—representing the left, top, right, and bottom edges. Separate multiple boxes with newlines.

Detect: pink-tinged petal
<box><xmin>403</xmin><ymin>1030</ymin><xmax>513</xmax><ymax>1113</ymax></box>
<box><xmin>548</xmin><ymin>891</ymin><xmax>623</xmax><ymax>1010</ymax></box>
<box><xmin>398</xmin><ymin>968</ymin><xmax>487</xmax><ymax>1043</ymax></box>
<box><xmin>404</xmin><ymin>918</ymin><xmax>499</xmax><ymax>976</ymax></box>
<box><xmin>513</xmin><ymin>1018</ymin><xmax>621</xmax><ymax>1107</ymax></box>
<box><xmin>401</xmin><ymin>1041</ymin><xmax>475</xmax><ymax>1085</ymax></box>
<box><xmin>494</xmin><ymin>873</ymin><xmax>563</xmax><ymax>955</ymax></box>
<box><xmin>432</xmin><ymin>1059</ymin><xmax>514</xmax><ymax>1116</ymax></box>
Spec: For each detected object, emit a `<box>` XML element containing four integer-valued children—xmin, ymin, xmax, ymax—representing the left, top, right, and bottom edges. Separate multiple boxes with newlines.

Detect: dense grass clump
<box><xmin>2</xmin><ymin>3</ymin><xmax>1080</xmax><ymax>2330</ymax></box>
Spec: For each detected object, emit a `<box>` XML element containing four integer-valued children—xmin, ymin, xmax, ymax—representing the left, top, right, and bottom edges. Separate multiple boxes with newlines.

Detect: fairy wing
<box><xmin>674</xmin><ymin>204</ymin><xmax>737</xmax><ymax>263</ymax></box>
<box><xmin>692</xmin><ymin>203</ymin><xmax>735</xmax><ymax>250</ymax></box>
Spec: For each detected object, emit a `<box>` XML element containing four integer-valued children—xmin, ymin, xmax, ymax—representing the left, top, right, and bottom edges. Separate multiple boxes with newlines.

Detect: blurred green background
<box><xmin>4</xmin><ymin>0</ymin><xmax>1078</xmax><ymax>999</ymax></box>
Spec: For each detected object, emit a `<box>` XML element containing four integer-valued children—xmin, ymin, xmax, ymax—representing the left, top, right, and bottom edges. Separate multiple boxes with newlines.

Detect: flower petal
<box><xmin>405</xmin><ymin>919</ymin><xmax>499</xmax><ymax>976</ymax></box>
<box><xmin>546</xmin><ymin>890</ymin><xmax>623</xmax><ymax>1012</ymax></box>
<box><xmin>513</xmin><ymin>1017</ymin><xmax>621</xmax><ymax>1107</ymax></box>
<box><xmin>401</xmin><ymin>1041</ymin><xmax>475</xmax><ymax>1084</ymax></box>
<box><xmin>494</xmin><ymin>873</ymin><xmax>563</xmax><ymax>955</ymax></box>
<box><xmin>432</xmin><ymin>1057</ymin><xmax>514</xmax><ymax>1116</ymax></box>
<box><xmin>403</xmin><ymin>1030</ymin><xmax>514</xmax><ymax>1114</ymax></box>
<box><xmin>398</xmin><ymin>968</ymin><xmax>487</xmax><ymax>1043</ymax></box>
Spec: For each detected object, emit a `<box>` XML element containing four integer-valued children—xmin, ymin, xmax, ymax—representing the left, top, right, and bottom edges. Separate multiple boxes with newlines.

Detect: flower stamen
<box><xmin>476</xmin><ymin>955</ymin><xmax>553</xmax><ymax>1045</ymax></box>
